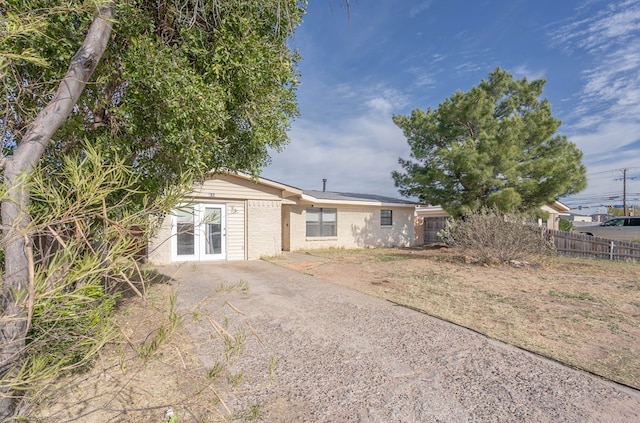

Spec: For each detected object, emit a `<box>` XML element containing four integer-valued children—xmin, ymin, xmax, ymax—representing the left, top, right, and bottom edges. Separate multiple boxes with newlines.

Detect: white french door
<box><xmin>172</xmin><ymin>203</ymin><xmax>226</xmax><ymax>261</ymax></box>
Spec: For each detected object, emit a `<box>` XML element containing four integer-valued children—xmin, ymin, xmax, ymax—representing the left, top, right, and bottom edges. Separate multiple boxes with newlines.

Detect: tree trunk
<box><xmin>0</xmin><ymin>4</ymin><xmax>114</xmax><ymax>418</ymax></box>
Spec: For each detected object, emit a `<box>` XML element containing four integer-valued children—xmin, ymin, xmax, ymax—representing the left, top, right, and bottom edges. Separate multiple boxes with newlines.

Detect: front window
<box><xmin>381</xmin><ymin>210</ymin><xmax>392</xmax><ymax>226</ymax></box>
<box><xmin>306</xmin><ymin>207</ymin><xmax>337</xmax><ymax>237</ymax></box>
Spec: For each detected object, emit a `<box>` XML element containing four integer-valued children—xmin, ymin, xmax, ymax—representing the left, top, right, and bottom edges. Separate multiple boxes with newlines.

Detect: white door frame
<box><xmin>171</xmin><ymin>203</ymin><xmax>226</xmax><ymax>261</ymax></box>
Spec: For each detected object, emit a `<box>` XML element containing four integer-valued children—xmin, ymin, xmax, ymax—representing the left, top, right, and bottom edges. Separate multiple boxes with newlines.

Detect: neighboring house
<box><xmin>147</xmin><ymin>173</ymin><xmax>418</xmax><ymax>263</ymax></box>
<box><xmin>540</xmin><ymin>201</ymin><xmax>571</xmax><ymax>230</ymax></box>
<box><xmin>566</xmin><ymin>213</ymin><xmax>593</xmax><ymax>226</ymax></box>
<box><xmin>415</xmin><ymin>201</ymin><xmax>570</xmax><ymax>244</ymax></box>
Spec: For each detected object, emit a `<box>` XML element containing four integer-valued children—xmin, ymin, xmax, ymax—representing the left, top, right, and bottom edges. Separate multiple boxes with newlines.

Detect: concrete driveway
<box><xmin>159</xmin><ymin>259</ymin><xmax>640</xmax><ymax>422</ymax></box>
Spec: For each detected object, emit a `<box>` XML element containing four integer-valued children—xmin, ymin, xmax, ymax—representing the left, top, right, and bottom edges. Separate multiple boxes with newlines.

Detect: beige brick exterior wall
<box><xmin>247</xmin><ymin>200</ymin><xmax>282</xmax><ymax>259</ymax></box>
<box><xmin>286</xmin><ymin>205</ymin><xmax>415</xmax><ymax>251</ymax></box>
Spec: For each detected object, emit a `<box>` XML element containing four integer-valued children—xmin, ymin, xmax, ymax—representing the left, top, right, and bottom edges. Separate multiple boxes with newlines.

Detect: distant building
<box><xmin>566</xmin><ymin>213</ymin><xmax>593</xmax><ymax>225</ymax></box>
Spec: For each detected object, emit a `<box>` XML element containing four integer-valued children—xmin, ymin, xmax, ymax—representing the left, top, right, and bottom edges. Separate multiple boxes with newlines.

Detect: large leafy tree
<box><xmin>2</xmin><ymin>0</ymin><xmax>302</xmax><ymax>198</ymax></box>
<box><xmin>0</xmin><ymin>0</ymin><xmax>303</xmax><ymax>416</ymax></box>
<box><xmin>393</xmin><ymin>68</ymin><xmax>586</xmax><ymax>217</ymax></box>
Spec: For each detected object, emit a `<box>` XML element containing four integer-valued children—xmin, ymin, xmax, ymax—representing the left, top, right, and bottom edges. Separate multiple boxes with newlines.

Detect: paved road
<box><xmin>159</xmin><ymin>259</ymin><xmax>640</xmax><ymax>422</ymax></box>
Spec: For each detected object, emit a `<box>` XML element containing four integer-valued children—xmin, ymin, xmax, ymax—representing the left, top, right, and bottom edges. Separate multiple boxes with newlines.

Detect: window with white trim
<box><xmin>306</xmin><ymin>207</ymin><xmax>337</xmax><ymax>237</ymax></box>
<box><xmin>381</xmin><ymin>209</ymin><xmax>393</xmax><ymax>226</ymax></box>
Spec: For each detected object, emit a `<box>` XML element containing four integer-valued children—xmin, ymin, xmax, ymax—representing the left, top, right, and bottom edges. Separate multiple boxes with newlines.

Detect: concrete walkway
<box><xmin>158</xmin><ymin>260</ymin><xmax>640</xmax><ymax>422</ymax></box>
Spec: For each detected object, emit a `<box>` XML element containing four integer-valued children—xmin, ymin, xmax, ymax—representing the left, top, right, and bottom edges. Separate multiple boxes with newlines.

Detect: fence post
<box><xmin>610</xmin><ymin>241</ymin><xmax>615</xmax><ymax>261</ymax></box>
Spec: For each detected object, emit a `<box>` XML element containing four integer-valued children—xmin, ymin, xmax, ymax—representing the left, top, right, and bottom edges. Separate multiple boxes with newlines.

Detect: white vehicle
<box><xmin>575</xmin><ymin>217</ymin><xmax>640</xmax><ymax>242</ymax></box>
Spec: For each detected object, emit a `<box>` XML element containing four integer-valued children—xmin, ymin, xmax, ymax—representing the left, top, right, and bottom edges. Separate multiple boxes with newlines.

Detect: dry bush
<box><xmin>438</xmin><ymin>208</ymin><xmax>555</xmax><ymax>264</ymax></box>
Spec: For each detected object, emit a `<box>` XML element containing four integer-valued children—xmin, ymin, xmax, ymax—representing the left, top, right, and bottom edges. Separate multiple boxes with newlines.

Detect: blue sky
<box><xmin>261</xmin><ymin>0</ymin><xmax>640</xmax><ymax>212</ymax></box>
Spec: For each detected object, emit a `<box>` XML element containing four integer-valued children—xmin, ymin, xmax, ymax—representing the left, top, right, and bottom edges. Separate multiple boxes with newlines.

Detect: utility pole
<box><xmin>623</xmin><ymin>168</ymin><xmax>627</xmax><ymax>216</ymax></box>
<box><xmin>615</xmin><ymin>168</ymin><xmax>631</xmax><ymax>216</ymax></box>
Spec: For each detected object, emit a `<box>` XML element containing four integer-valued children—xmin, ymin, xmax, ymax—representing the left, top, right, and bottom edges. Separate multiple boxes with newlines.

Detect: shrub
<box><xmin>1</xmin><ymin>145</ymin><xmax>185</xmax><ymax>413</ymax></box>
<box><xmin>438</xmin><ymin>208</ymin><xmax>556</xmax><ymax>264</ymax></box>
<box><xmin>558</xmin><ymin>218</ymin><xmax>573</xmax><ymax>232</ymax></box>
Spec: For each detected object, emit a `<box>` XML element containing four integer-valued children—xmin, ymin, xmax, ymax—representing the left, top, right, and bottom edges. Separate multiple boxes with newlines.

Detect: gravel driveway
<box><xmin>163</xmin><ymin>259</ymin><xmax>640</xmax><ymax>422</ymax></box>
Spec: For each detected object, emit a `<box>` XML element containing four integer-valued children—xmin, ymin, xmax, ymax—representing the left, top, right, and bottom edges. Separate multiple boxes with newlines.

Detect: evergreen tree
<box><xmin>393</xmin><ymin>68</ymin><xmax>586</xmax><ymax>217</ymax></box>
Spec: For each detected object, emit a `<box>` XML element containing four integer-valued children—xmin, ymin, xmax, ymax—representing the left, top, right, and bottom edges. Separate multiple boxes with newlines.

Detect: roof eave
<box><xmin>298</xmin><ymin>193</ymin><xmax>417</xmax><ymax>207</ymax></box>
<box><xmin>210</xmin><ymin>170</ymin><xmax>304</xmax><ymax>197</ymax></box>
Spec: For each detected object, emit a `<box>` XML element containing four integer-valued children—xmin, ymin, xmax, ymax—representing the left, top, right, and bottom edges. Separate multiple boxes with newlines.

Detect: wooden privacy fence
<box><xmin>421</xmin><ymin>216</ymin><xmax>640</xmax><ymax>262</ymax></box>
<box><xmin>547</xmin><ymin>229</ymin><xmax>640</xmax><ymax>261</ymax></box>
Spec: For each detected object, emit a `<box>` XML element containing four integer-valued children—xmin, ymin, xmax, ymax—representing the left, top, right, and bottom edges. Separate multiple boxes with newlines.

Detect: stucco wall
<box><xmin>287</xmin><ymin>205</ymin><xmax>415</xmax><ymax>251</ymax></box>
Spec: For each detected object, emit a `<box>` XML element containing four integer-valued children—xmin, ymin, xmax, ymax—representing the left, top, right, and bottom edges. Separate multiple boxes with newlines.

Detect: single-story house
<box><xmin>147</xmin><ymin>173</ymin><xmax>418</xmax><ymax>263</ymax></box>
<box><xmin>415</xmin><ymin>201</ymin><xmax>570</xmax><ymax>244</ymax></box>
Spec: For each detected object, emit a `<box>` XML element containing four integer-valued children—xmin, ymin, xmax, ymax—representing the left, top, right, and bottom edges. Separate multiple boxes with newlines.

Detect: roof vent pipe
<box><xmin>322</xmin><ymin>178</ymin><xmax>327</xmax><ymax>192</ymax></box>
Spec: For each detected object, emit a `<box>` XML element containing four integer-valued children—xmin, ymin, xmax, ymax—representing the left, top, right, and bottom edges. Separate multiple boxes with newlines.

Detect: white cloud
<box><xmin>552</xmin><ymin>0</ymin><xmax>640</xmax><ymax>159</ymax></box>
<box><xmin>365</xmin><ymin>97</ymin><xmax>393</xmax><ymax>114</ymax></box>
<box><xmin>579</xmin><ymin>41</ymin><xmax>640</xmax><ymax>118</ymax></box>
<box><xmin>512</xmin><ymin>64</ymin><xmax>546</xmax><ymax>81</ymax></box>
<box><xmin>454</xmin><ymin>61</ymin><xmax>482</xmax><ymax>74</ymax></box>
<box><xmin>407</xmin><ymin>67</ymin><xmax>436</xmax><ymax>88</ymax></box>
<box><xmin>333</xmin><ymin>83</ymin><xmax>358</xmax><ymax>99</ymax></box>
<box><xmin>409</xmin><ymin>1</ymin><xmax>432</xmax><ymax>18</ymax></box>
<box><xmin>363</xmin><ymin>85</ymin><xmax>409</xmax><ymax>113</ymax></box>
<box><xmin>568</xmin><ymin>121</ymin><xmax>640</xmax><ymax>156</ymax></box>
<box><xmin>554</xmin><ymin>1</ymin><xmax>640</xmax><ymax>118</ymax></box>
<box><xmin>263</xmin><ymin>112</ymin><xmax>411</xmax><ymax>198</ymax></box>
<box><xmin>551</xmin><ymin>1</ymin><xmax>640</xmax><ymax>53</ymax></box>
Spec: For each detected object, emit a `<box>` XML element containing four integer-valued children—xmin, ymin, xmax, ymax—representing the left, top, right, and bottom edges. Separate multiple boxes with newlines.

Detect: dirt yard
<box><xmin>269</xmin><ymin>246</ymin><xmax>640</xmax><ymax>389</ymax></box>
<box><xmin>26</xmin><ymin>247</ymin><xmax>640</xmax><ymax>422</ymax></box>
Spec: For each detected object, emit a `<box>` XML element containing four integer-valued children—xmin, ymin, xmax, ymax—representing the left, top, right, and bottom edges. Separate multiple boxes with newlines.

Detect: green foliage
<box><xmin>1</xmin><ymin>0</ymin><xmax>304</xmax><ymax>201</ymax></box>
<box><xmin>27</xmin><ymin>271</ymin><xmax>118</xmax><ymax>374</ymax></box>
<box><xmin>393</xmin><ymin>68</ymin><xmax>587</xmax><ymax>217</ymax></box>
<box><xmin>0</xmin><ymin>8</ymin><xmax>50</xmax><ymax>77</ymax></box>
<box><xmin>559</xmin><ymin>218</ymin><xmax>573</xmax><ymax>232</ymax></box>
<box><xmin>138</xmin><ymin>291</ymin><xmax>179</xmax><ymax>361</ymax></box>
<box><xmin>608</xmin><ymin>207</ymin><xmax>625</xmax><ymax>217</ymax></box>
<box><xmin>1</xmin><ymin>146</ymin><xmax>183</xmax><ymax>400</ymax></box>
<box><xmin>438</xmin><ymin>208</ymin><xmax>556</xmax><ymax>264</ymax></box>
<box><xmin>0</xmin><ymin>0</ymin><xmax>304</xmax><ymax>415</ymax></box>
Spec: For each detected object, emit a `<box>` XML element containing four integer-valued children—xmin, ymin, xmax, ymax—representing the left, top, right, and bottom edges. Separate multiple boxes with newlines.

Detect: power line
<box><xmin>586</xmin><ymin>166</ymin><xmax>640</xmax><ymax>177</ymax></box>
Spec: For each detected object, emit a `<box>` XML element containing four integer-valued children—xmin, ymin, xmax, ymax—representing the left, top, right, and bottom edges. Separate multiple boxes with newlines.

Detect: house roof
<box><xmin>212</xmin><ymin>171</ymin><xmax>303</xmax><ymax>198</ymax></box>
<box><xmin>301</xmin><ymin>190</ymin><xmax>418</xmax><ymax>207</ymax></box>
<box><xmin>211</xmin><ymin>171</ymin><xmax>417</xmax><ymax>207</ymax></box>
<box><xmin>541</xmin><ymin>200</ymin><xmax>570</xmax><ymax>214</ymax></box>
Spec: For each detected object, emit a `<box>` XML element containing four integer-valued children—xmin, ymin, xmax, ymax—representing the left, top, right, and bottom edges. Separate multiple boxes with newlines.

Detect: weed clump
<box><xmin>438</xmin><ymin>208</ymin><xmax>555</xmax><ymax>264</ymax></box>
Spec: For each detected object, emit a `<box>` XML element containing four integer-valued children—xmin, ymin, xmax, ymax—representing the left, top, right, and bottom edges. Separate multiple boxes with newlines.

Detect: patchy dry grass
<box><xmin>24</xmin><ymin>272</ymin><xmax>257</xmax><ymax>422</ymax></box>
<box><xmin>269</xmin><ymin>247</ymin><xmax>640</xmax><ymax>389</ymax></box>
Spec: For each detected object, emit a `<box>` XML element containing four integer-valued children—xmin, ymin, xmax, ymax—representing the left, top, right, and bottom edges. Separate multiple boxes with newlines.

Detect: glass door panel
<box><xmin>203</xmin><ymin>206</ymin><xmax>223</xmax><ymax>256</ymax></box>
<box><xmin>173</xmin><ymin>203</ymin><xmax>226</xmax><ymax>261</ymax></box>
<box><xmin>176</xmin><ymin>207</ymin><xmax>195</xmax><ymax>256</ymax></box>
